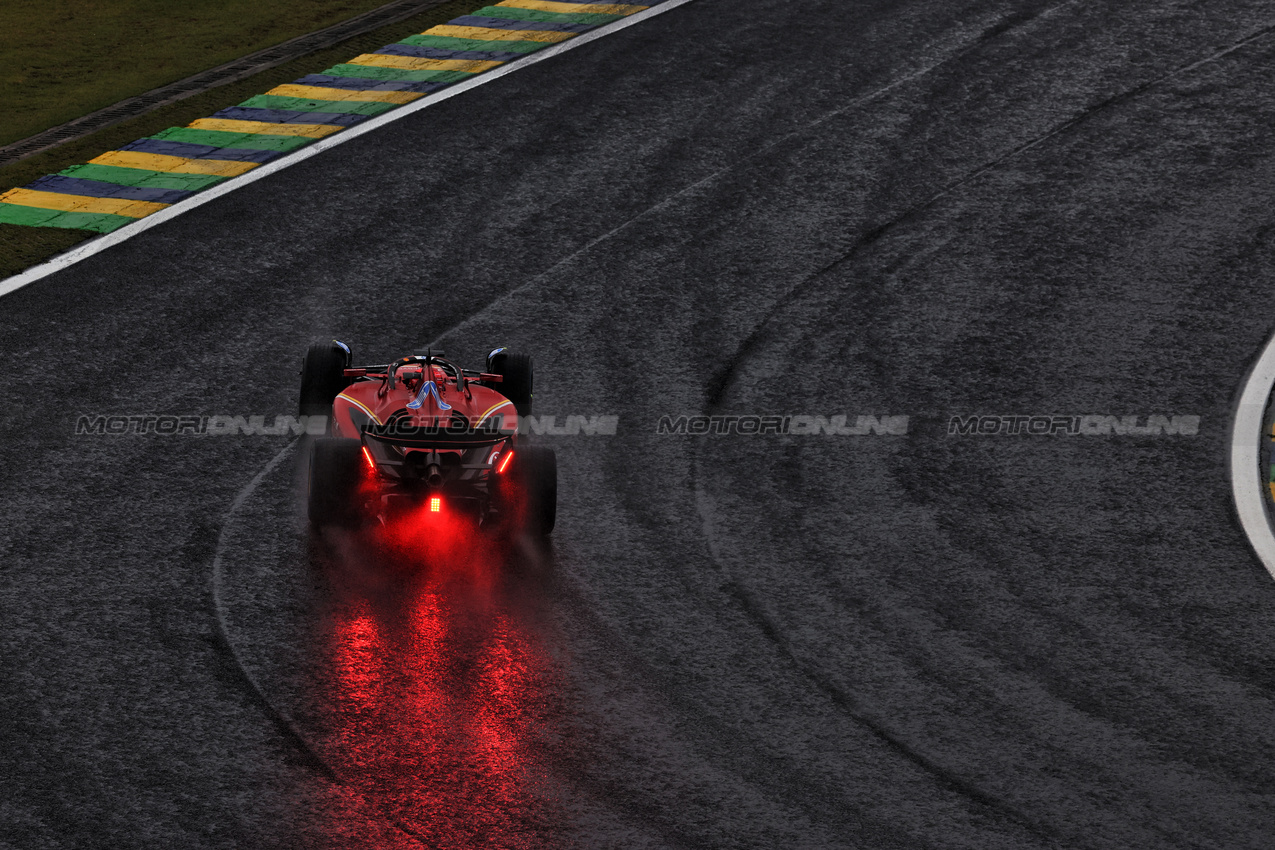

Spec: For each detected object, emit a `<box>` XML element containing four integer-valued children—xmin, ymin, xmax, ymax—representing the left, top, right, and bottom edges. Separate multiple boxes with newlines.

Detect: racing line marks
<box><xmin>425</xmin><ymin>2</ymin><xmax>1080</xmax><ymax>351</ymax></box>
<box><xmin>690</xmin><ymin>9</ymin><xmax>1275</xmax><ymax>839</ymax></box>
<box><xmin>209</xmin><ymin>437</ymin><xmax>441</xmax><ymax>846</ymax></box>
<box><xmin>208</xmin><ymin>439</ymin><xmax>334</xmax><ymax>778</ymax></box>
<box><xmin>706</xmin><ymin>16</ymin><xmax>1275</xmax><ymax>413</ymax></box>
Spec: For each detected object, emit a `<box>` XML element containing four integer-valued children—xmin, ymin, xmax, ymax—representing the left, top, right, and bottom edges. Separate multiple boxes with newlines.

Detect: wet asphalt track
<box><xmin>5</xmin><ymin>0</ymin><xmax>1275</xmax><ymax>846</ymax></box>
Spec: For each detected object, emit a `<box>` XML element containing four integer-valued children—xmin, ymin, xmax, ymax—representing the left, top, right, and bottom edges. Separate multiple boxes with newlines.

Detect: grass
<box><xmin>0</xmin><ymin>0</ymin><xmax>402</xmax><ymax>147</ymax></box>
<box><xmin>0</xmin><ymin>0</ymin><xmax>484</xmax><ymax>281</ymax></box>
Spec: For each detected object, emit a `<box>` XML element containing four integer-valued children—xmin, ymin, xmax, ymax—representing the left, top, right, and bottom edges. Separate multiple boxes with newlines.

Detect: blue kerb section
<box><xmin>448</xmin><ymin>15</ymin><xmax>598</xmax><ymax>33</ymax></box>
<box><xmin>292</xmin><ymin>74</ymin><xmax>452</xmax><ymax>93</ymax></box>
<box><xmin>374</xmin><ymin>43</ymin><xmax>526</xmax><ymax>61</ymax></box>
<box><xmin>119</xmin><ymin>138</ymin><xmax>284</xmax><ymax>163</ymax></box>
<box><xmin>26</xmin><ymin>175</ymin><xmax>195</xmax><ymax>204</ymax></box>
<box><xmin>211</xmin><ymin>107</ymin><xmax>368</xmax><ymax>126</ymax></box>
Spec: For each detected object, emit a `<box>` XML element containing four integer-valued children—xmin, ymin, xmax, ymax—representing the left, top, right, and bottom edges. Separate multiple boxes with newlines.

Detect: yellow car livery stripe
<box><xmin>476</xmin><ymin>399</ymin><xmax>516</xmax><ymax>426</ymax></box>
<box><xmin>336</xmin><ymin>393</ymin><xmax>383</xmax><ymax>426</ymax></box>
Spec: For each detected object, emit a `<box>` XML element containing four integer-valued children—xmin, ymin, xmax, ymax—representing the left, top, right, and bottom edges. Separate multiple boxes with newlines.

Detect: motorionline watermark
<box><xmin>656</xmin><ymin>414</ymin><xmax>909</xmax><ymax>435</ymax></box>
<box><xmin>74</xmin><ymin>413</ymin><xmax>620</xmax><ymax>437</ymax></box>
<box><xmin>75</xmin><ymin>412</ymin><xmax>1199</xmax><ymax>438</ymax></box>
<box><xmin>947</xmin><ymin>414</ymin><xmax>1200</xmax><ymax>436</ymax></box>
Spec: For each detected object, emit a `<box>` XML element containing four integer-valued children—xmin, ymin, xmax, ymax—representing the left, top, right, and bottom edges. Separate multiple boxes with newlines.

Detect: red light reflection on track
<box><xmin>315</xmin><ymin>511</ymin><xmax>565</xmax><ymax>847</ymax></box>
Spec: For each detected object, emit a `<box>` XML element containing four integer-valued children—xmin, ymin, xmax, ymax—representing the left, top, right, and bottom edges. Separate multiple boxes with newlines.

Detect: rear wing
<box><xmin>363</xmin><ymin>428</ymin><xmax>510</xmax><ymax>448</ymax></box>
<box><xmin>344</xmin><ymin>366</ymin><xmax>502</xmax><ymax>382</ymax></box>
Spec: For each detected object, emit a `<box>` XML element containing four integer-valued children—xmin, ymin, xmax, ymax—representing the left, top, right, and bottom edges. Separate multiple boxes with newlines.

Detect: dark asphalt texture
<box><xmin>4</xmin><ymin>0</ymin><xmax>1275</xmax><ymax>846</ymax></box>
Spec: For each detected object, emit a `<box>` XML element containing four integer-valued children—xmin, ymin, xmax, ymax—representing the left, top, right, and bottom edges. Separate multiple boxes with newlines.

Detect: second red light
<box><xmin>496</xmin><ymin>451</ymin><xmax>514</xmax><ymax>475</ymax></box>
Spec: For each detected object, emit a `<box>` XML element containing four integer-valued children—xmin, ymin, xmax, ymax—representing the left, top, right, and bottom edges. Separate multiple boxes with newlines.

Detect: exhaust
<box><xmin>425</xmin><ymin>463</ymin><xmax>444</xmax><ymax>489</ymax></box>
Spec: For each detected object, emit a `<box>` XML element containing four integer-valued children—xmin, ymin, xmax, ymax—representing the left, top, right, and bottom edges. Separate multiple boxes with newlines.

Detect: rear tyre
<box><xmin>518</xmin><ymin>446</ymin><xmax>557</xmax><ymax>537</ymax></box>
<box><xmin>486</xmin><ymin>350</ymin><xmax>533</xmax><ymax>418</ymax></box>
<box><xmin>308</xmin><ymin>438</ymin><xmax>365</xmax><ymax>528</ymax></box>
<box><xmin>300</xmin><ymin>341</ymin><xmax>351</xmax><ymax>418</ymax></box>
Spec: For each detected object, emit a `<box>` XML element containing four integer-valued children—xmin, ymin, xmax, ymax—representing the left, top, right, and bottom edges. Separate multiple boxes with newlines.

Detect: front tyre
<box><xmin>486</xmin><ymin>350</ymin><xmax>533</xmax><ymax>418</ymax></box>
<box><xmin>299</xmin><ymin>341</ymin><xmax>351</xmax><ymax>418</ymax></box>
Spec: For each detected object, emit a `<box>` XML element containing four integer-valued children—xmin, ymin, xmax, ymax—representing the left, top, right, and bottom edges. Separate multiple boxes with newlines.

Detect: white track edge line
<box><xmin>1231</xmin><ymin>332</ymin><xmax>1275</xmax><ymax>581</ymax></box>
<box><xmin>0</xmin><ymin>0</ymin><xmax>697</xmax><ymax>301</ymax></box>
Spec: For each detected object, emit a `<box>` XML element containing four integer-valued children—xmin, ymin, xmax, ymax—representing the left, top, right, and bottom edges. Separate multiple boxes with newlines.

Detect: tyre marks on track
<box><xmin>209</xmin><ymin>438</ymin><xmax>443</xmax><ymax>846</ymax></box>
<box><xmin>706</xmin><ymin>17</ymin><xmax>1275</xmax><ymax>413</ymax></box>
<box><xmin>690</xmin><ymin>11</ymin><xmax>1275</xmax><ymax>848</ymax></box>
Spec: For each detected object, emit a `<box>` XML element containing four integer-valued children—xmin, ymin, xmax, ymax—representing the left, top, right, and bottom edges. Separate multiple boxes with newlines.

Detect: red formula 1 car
<box><xmin>298</xmin><ymin>340</ymin><xmax>556</xmax><ymax>537</ymax></box>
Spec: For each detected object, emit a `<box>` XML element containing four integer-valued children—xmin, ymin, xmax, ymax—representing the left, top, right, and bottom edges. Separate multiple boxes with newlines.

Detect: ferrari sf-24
<box><xmin>298</xmin><ymin>341</ymin><xmax>556</xmax><ymax>537</ymax></box>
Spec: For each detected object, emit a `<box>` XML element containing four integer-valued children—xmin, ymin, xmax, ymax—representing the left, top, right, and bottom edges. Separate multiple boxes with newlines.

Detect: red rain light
<box><xmin>496</xmin><ymin>451</ymin><xmax>514</xmax><ymax>475</ymax></box>
<box><xmin>361</xmin><ymin>446</ymin><xmax>376</xmax><ymax>471</ymax></box>
<box><xmin>430</xmin><ymin>496</ymin><xmax>441</xmax><ymax>513</ymax></box>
